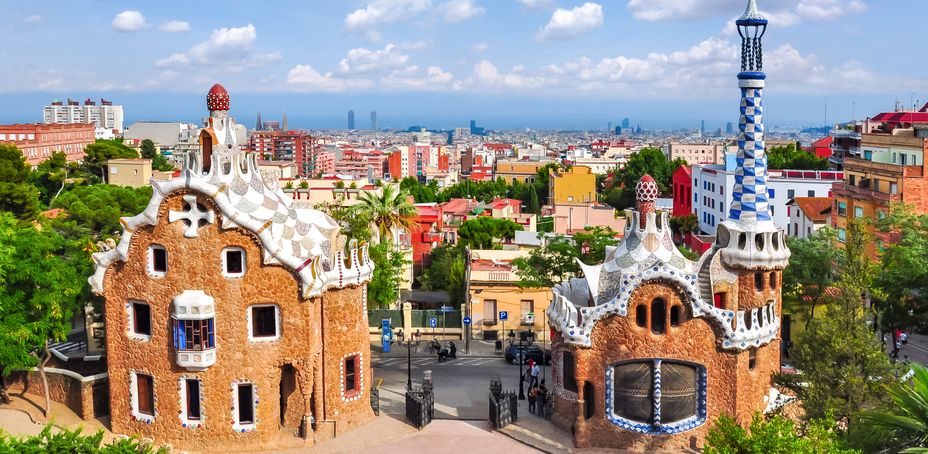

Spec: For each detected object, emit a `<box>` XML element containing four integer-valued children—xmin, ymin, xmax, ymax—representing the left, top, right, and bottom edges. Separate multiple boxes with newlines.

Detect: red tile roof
<box><xmin>791</xmin><ymin>197</ymin><xmax>832</xmax><ymax>222</ymax></box>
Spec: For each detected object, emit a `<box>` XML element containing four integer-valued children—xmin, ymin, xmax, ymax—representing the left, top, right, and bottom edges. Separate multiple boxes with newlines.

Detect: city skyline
<box><xmin>0</xmin><ymin>1</ymin><xmax>925</xmax><ymax>128</ymax></box>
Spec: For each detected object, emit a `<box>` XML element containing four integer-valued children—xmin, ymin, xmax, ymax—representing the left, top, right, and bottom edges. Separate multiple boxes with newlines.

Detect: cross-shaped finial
<box><xmin>168</xmin><ymin>194</ymin><xmax>215</xmax><ymax>238</ymax></box>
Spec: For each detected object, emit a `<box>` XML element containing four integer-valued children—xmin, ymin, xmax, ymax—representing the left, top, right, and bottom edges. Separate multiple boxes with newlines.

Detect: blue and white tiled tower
<box><xmin>717</xmin><ymin>0</ymin><xmax>790</xmax><ymax>270</ymax></box>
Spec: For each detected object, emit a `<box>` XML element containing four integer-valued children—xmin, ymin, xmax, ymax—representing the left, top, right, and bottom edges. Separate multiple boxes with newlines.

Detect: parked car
<box><xmin>504</xmin><ymin>344</ymin><xmax>551</xmax><ymax>365</ymax></box>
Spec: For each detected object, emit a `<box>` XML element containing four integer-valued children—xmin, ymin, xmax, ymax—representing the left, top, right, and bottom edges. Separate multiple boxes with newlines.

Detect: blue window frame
<box><xmin>173</xmin><ymin>318</ymin><xmax>215</xmax><ymax>351</ymax></box>
<box><xmin>606</xmin><ymin>359</ymin><xmax>707</xmax><ymax>434</ymax></box>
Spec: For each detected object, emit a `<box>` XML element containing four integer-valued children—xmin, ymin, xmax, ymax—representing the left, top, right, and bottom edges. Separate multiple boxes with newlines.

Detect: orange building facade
<box><xmin>0</xmin><ymin>123</ymin><xmax>94</xmax><ymax>166</ymax></box>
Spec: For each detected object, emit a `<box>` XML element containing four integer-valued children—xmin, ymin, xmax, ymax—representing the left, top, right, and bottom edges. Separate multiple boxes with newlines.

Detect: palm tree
<box><xmin>353</xmin><ymin>184</ymin><xmax>416</xmax><ymax>243</ymax></box>
<box><xmin>860</xmin><ymin>364</ymin><xmax>928</xmax><ymax>452</ymax></box>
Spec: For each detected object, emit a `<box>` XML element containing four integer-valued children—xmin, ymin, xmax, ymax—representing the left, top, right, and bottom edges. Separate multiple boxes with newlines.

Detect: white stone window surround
<box><xmin>222</xmin><ymin>246</ymin><xmax>246</xmax><ymax>278</ymax></box>
<box><xmin>129</xmin><ymin>370</ymin><xmax>156</xmax><ymax>424</ymax></box>
<box><xmin>178</xmin><ymin>376</ymin><xmax>204</xmax><ymax>428</ymax></box>
<box><xmin>339</xmin><ymin>351</ymin><xmax>364</xmax><ymax>402</ymax></box>
<box><xmin>172</xmin><ymin>290</ymin><xmax>218</xmax><ymax>371</ymax></box>
<box><xmin>148</xmin><ymin>244</ymin><xmax>168</xmax><ymax>277</ymax></box>
<box><xmin>231</xmin><ymin>380</ymin><xmax>258</xmax><ymax>433</ymax></box>
<box><xmin>126</xmin><ymin>299</ymin><xmax>152</xmax><ymax>342</ymax></box>
<box><xmin>247</xmin><ymin>304</ymin><xmax>281</xmax><ymax>342</ymax></box>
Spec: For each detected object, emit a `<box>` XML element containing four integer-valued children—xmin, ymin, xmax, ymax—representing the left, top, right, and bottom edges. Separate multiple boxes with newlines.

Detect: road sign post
<box><xmin>499</xmin><ymin>311</ymin><xmax>508</xmax><ymax>346</ymax></box>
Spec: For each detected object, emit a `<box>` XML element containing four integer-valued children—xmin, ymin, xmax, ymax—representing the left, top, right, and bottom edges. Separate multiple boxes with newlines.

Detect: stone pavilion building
<box><xmin>545</xmin><ymin>1</ymin><xmax>791</xmax><ymax>450</ymax></box>
<box><xmin>89</xmin><ymin>84</ymin><xmax>375</xmax><ymax>451</ymax></box>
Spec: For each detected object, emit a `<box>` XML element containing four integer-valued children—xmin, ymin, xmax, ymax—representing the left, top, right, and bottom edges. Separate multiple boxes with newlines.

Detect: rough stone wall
<box><xmin>566</xmin><ymin>281</ymin><xmax>772</xmax><ymax>452</ymax></box>
<box><xmin>4</xmin><ymin>371</ymin><xmax>96</xmax><ymax>420</ymax></box>
<box><xmin>732</xmin><ymin>270</ymin><xmax>782</xmax><ymax>423</ymax></box>
<box><xmin>320</xmin><ymin>285</ymin><xmax>375</xmax><ymax>435</ymax></box>
<box><xmin>103</xmin><ymin>193</ymin><xmax>320</xmax><ymax>451</ymax></box>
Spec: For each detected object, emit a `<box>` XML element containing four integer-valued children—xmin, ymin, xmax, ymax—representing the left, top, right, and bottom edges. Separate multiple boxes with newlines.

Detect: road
<box><xmin>372</xmin><ymin>344</ymin><xmax>553</xmax><ymax>421</ymax></box>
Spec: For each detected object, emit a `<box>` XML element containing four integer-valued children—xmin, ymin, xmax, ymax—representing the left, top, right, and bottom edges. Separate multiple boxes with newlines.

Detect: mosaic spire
<box><xmin>728</xmin><ymin>0</ymin><xmax>770</xmax><ymax>223</ymax></box>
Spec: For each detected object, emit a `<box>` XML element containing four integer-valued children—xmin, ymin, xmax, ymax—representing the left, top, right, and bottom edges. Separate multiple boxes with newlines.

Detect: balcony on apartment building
<box><xmin>843</xmin><ymin>156</ymin><xmax>923</xmax><ymax>177</ymax></box>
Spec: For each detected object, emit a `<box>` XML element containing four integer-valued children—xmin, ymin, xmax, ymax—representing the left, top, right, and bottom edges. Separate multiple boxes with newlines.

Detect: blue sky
<box><xmin>0</xmin><ymin>0</ymin><xmax>925</xmax><ymax>130</ymax></box>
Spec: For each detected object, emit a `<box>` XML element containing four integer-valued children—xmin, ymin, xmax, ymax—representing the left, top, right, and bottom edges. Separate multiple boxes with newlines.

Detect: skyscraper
<box><xmin>282</xmin><ymin>111</ymin><xmax>288</xmax><ymax>131</ymax></box>
<box><xmin>621</xmin><ymin>117</ymin><xmax>630</xmax><ymax>129</ymax></box>
<box><xmin>348</xmin><ymin>110</ymin><xmax>355</xmax><ymax>130</ymax></box>
<box><xmin>700</xmin><ymin>119</ymin><xmax>705</xmax><ymax>136</ymax></box>
<box><xmin>726</xmin><ymin>121</ymin><xmax>734</xmax><ymax>134</ymax></box>
<box><xmin>255</xmin><ymin>112</ymin><xmax>263</xmax><ymax>131</ymax></box>
<box><xmin>370</xmin><ymin>110</ymin><xmax>378</xmax><ymax>131</ymax></box>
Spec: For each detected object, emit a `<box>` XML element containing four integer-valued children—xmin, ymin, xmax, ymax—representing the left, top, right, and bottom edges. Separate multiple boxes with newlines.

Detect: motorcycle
<box><xmin>437</xmin><ymin>341</ymin><xmax>457</xmax><ymax>362</ymax></box>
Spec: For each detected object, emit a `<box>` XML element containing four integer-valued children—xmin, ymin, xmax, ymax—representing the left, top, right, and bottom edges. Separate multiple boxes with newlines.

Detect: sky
<box><xmin>0</xmin><ymin>0</ymin><xmax>925</xmax><ymax>130</ymax></box>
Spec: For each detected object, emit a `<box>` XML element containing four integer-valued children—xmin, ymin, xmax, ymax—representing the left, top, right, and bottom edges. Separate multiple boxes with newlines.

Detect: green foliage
<box><xmin>605</xmin><ymin>147</ymin><xmax>685</xmax><ymax>210</ymax></box>
<box><xmin>874</xmin><ymin>204</ymin><xmax>928</xmax><ymax>334</ymax></box>
<box><xmin>353</xmin><ymin>185</ymin><xmax>417</xmax><ymax>243</ymax></box>
<box><xmin>298</xmin><ymin>180</ymin><xmax>309</xmax><ymax>189</ymax></box>
<box><xmin>513</xmin><ymin>226</ymin><xmax>619</xmax><ymax>287</ymax></box>
<box><xmin>704</xmin><ymin>414</ymin><xmax>859</xmax><ymax>454</ymax></box>
<box><xmin>30</xmin><ymin>151</ymin><xmax>93</xmax><ymax>206</ymax></box>
<box><xmin>417</xmin><ymin>245</ymin><xmax>466</xmax><ymax>306</ymax></box>
<box><xmin>766</xmin><ymin>143</ymin><xmax>828</xmax><ymax>170</ymax></box>
<box><xmin>367</xmin><ymin>242</ymin><xmax>409</xmax><ymax>309</ymax></box>
<box><xmin>782</xmin><ymin>227</ymin><xmax>841</xmax><ymax>313</ymax></box>
<box><xmin>0</xmin><ymin>212</ymin><xmax>83</xmax><ymax>378</ymax></box>
<box><xmin>400</xmin><ymin>177</ymin><xmax>439</xmax><ymax>204</ymax></box>
<box><xmin>82</xmin><ymin>139</ymin><xmax>138</xmax><ymax>182</ymax></box>
<box><xmin>314</xmin><ymin>201</ymin><xmax>372</xmax><ymax>241</ymax></box>
<box><xmin>677</xmin><ymin>244</ymin><xmax>700</xmax><ymax>260</ymax></box>
<box><xmin>139</xmin><ymin>139</ymin><xmax>157</xmax><ymax>159</ymax></box>
<box><xmin>860</xmin><ymin>363</ymin><xmax>928</xmax><ymax>452</ymax></box>
<box><xmin>0</xmin><ymin>425</ymin><xmax>163</xmax><ymax>453</ymax></box>
<box><xmin>51</xmin><ymin>185</ymin><xmax>152</xmax><ymax>238</ymax></box>
<box><xmin>0</xmin><ymin>144</ymin><xmax>40</xmax><ymax>220</ymax></box>
<box><xmin>669</xmin><ymin>214</ymin><xmax>698</xmax><ymax>236</ymax></box>
<box><xmin>457</xmin><ymin>217</ymin><xmax>522</xmax><ymax>249</ymax></box>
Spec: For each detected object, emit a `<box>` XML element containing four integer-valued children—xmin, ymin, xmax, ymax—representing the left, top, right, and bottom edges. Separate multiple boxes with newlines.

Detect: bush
<box><xmin>0</xmin><ymin>425</ymin><xmax>164</xmax><ymax>453</ymax></box>
<box><xmin>704</xmin><ymin>414</ymin><xmax>859</xmax><ymax>454</ymax></box>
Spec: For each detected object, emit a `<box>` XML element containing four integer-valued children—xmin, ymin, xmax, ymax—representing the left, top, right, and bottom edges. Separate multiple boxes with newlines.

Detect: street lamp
<box><xmin>398</xmin><ymin>330</ymin><xmax>422</xmax><ymax>391</ymax></box>
<box><xmin>510</xmin><ymin>330</ymin><xmax>531</xmax><ymax>400</ymax></box>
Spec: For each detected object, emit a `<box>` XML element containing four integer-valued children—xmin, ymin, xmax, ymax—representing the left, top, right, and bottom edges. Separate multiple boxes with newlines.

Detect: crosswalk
<box><xmin>373</xmin><ymin>357</ymin><xmax>504</xmax><ymax>368</ymax></box>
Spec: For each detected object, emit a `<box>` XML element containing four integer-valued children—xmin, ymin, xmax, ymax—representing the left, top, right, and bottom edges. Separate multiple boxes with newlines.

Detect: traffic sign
<box><xmin>440</xmin><ymin>305</ymin><xmax>454</xmax><ymax>312</ymax></box>
<box><xmin>429</xmin><ymin>317</ymin><xmax>438</xmax><ymax>328</ymax></box>
<box><xmin>463</xmin><ymin>317</ymin><xmax>472</xmax><ymax>325</ymax></box>
<box><xmin>499</xmin><ymin>311</ymin><xmax>509</xmax><ymax>321</ymax></box>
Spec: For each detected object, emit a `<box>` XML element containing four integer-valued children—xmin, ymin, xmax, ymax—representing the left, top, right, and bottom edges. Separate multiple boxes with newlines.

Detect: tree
<box><xmin>782</xmin><ymin>227</ymin><xmax>842</xmax><ymax>318</ymax></box>
<box><xmin>456</xmin><ymin>216</ymin><xmax>522</xmax><ymax>249</ymax></box>
<box><xmin>860</xmin><ymin>363</ymin><xmax>928</xmax><ymax>452</ymax></box>
<box><xmin>366</xmin><ymin>242</ymin><xmax>409</xmax><ymax>309</ymax></box>
<box><xmin>0</xmin><ymin>212</ymin><xmax>84</xmax><ymax>416</ymax></box>
<box><xmin>140</xmin><ymin>139</ymin><xmax>157</xmax><ymax>159</ymax></box>
<box><xmin>606</xmin><ymin>147</ymin><xmax>685</xmax><ymax>210</ymax></box>
<box><xmin>0</xmin><ymin>144</ymin><xmax>40</xmax><ymax>220</ymax></box>
<box><xmin>353</xmin><ymin>185</ymin><xmax>416</xmax><ymax>243</ymax></box>
<box><xmin>766</xmin><ymin>143</ymin><xmax>828</xmax><ymax>170</ymax></box>
<box><xmin>82</xmin><ymin>139</ymin><xmax>138</xmax><ymax>183</ymax></box>
<box><xmin>400</xmin><ymin>177</ymin><xmax>438</xmax><ymax>203</ymax></box>
<box><xmin>51</xmin><ymin>185</ymin><xmax>153</xmax><ymax>239</ymax></box>
<box><xmin>315</xmin><ymin>201</ymin><xmax>372</xmax><ymax>242</ymax></box>
<box><xmin>875</xmin><ymin>204</ymin><xmax>928</xmax><ymax>340</ymax></box>
<box><xmin>669</xmin><ymin>214</ymin><xmax>698</xmax><ymax>238</ymax></box>
<box><xmin>417</xmin><ymin>245</ymin><xmax>466</xmax><ymax>305</ymax></box>
<box><xmin>704</xmin><ymin>413</ymin><xmax>859</xmax><ymax>454</ymax></box>
<box><xmin>513</xmin><ymin>226</ymin><xmax>620</xmax><ymax>287</ymax></box>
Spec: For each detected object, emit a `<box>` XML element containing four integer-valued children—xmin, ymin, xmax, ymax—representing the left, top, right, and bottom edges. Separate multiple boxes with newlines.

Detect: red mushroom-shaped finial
<box><xmin>206</xmin><ymin>83</ymin><xmax>230</xmax><ymax>112</ymax></box>
<box><xmin>636</xmin><ymin>174</ymin><xmax>658</xmax><ymax>227</ymax></box>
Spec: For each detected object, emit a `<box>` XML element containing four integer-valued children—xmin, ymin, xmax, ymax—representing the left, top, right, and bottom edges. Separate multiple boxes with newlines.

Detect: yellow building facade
<box><xmin>467</xmin><ymin>249</ymin><xmax>552</xmax><ymax>342</ymax></box>
<box><xmin>549</xmin><ymin>165</ymin><xmax>596</xmax><ymax>205</ymax></box>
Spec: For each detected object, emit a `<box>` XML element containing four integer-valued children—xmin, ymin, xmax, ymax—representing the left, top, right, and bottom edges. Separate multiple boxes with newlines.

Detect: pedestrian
<box><xmin>528</xmin><ymin>384</ymin><xmax>537</xmax><ymax>414</ymax></box>
<box><xmin>901</xmin><ymin>331</ymin><xmax>909</xmax><ymax>345</ymax></box>
<box><xmin>538</xmin><ymin>381</ymin><xmax>548</xmax><ymax>418</ymax></box>
<box><xmin>530</xmin><ymin>361</ymin><xmax>540</xmax><ymax>388</ymax></box>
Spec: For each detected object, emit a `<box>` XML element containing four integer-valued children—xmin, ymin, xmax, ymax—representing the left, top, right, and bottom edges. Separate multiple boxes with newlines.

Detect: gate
<box><xmin>405</xmin><ymin>388</ymin><xmax>434</xmax><ymax>429</ymax></box>
<box><xmin>488</xmin><ymin>374</ymin><xmax>518</xmax><ymax>429</ymax></box>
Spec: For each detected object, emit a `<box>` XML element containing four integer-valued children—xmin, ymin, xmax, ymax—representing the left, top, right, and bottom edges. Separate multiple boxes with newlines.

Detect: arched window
<box><xmin>650</xmin><ymin>298</ymin><xmax>666</xmax><ymax>335</ymax></box>
<box><xmin>609</xmin><ymin>359</ymin><xmax>706</xmax><ymax>434</ymax></box>
<box><xmin>754</xmin><ymin>272</ymin><xmax>764</xmax><ymax>292</ymax></box>
<box><xmin>670</xmin><ymin>305</ymin><xmax>682</xmax><ymax>326</ymax></box>
<box><xmin>635</xmin><ymin>305</ymin><xmax>647</xmax><ymax>328</ymax></box>
<box><xmin>769</xmin><ymin>272</ymin><xmax>777</xmax><ymax>288</ymax></box>
<box><xmin>749</xmin><ymin>348</ymin><xmax>757</xmax><ymax>370</ymax></box>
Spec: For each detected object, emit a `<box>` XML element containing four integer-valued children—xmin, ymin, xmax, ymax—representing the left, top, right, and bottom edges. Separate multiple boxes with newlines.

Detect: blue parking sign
<box><xmin>463</xmin><ymin>317</ymin><xmax>472</xmax><ymax>325</ymax></box>
<box><xmin>499</xmin><ymin>311</ymin><xmax>508</xmax><ymax>321</ymax></box>
<box><xmin>429</xmin><ymin>317</ymin><xmax>438</xmax><ymax>328</ymax></box>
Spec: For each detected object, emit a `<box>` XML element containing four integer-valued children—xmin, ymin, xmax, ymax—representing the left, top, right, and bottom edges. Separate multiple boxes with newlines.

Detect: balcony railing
<box><xmin>832</xmin><ymin>182</ymin><xmax>901</xmax><ymax>203</ymax></box>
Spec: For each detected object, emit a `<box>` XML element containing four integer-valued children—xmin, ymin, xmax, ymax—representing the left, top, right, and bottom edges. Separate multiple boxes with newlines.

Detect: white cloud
<box><xmin>796</xmin><ymin>0</ymin><xmax>867</xmax><ymax>20</ymax></box>
<box><xmin>345</xmin><ymin>0</ymin><xmax>432</xmax><ymax>41</ymax></box>
<box><xmin>535</xmin><ymin>3</ymin><xmax>603</xmax><ymax>41</ymax></box>
<box><xmin>439</xmin><ymin>0</ymin><xmax>486</xmax><ymax>23</ymax></box>
<box><xmin>471</xmin><ymin>60</ymin><xmax>547</xmax><ymax>89</ymax></box>
<box><xmin>287</xmin><ymin>65</ymin><xmax>372</xmax><ymax>92</ymax></box>
<box><xmin>155</xmin><ymin>24</ymin><xmax>280</xmax><ymax>71</ymax></box>
<box><xmin>337</xmin><ymin>44</ymin><xmax>410</xmax><ymax>74</ymax></box>
<box><xmin>382</xmin><ymin>65</ymin><xmax>458</xmax><ymax>90</ymax></box>
<box><xmin>471</xmin><ymin>42</ymin><xmax>489</xmax><ymax>52</ymax></box>
<box><xmin>515</xmin><ymin>0</ymin><xmax>555</xmax><ymax>10</ymax></box>
<box><xmin>399</xmin><ymin>39</ymin><xmax>434</xmax><ymax>50</ymax></box>
<box><xmin>112</xmin><ymin>10</ymin><xmax>148</xmax><ymax>32</ymax></box>
<box><xmin>627</xmin><ymin>0</ymin><xmax>867</xmax><ymax>25</ymax></box>
<box><xmin>22</xmin><ymin>14</ymin><xmax>42</xmax><ymax>24</ymax></box>
<box><xmin>158</xmin><ymin>20</ymin><xmax>190</xmax><ymax>33</ymax></box>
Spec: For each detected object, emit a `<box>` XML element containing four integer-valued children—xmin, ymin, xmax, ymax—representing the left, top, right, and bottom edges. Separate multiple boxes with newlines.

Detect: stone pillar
<box><xmin>402</xmin><ymin>302</ymin><xmax>413</xmax><ymax>337</ymax></box>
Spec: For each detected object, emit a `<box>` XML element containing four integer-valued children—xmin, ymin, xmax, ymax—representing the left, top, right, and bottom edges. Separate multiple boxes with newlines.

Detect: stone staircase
<box><xmin>697</xmin><ymin>250</ymin><xmax>715</xmax><ymax>304</ymax></box>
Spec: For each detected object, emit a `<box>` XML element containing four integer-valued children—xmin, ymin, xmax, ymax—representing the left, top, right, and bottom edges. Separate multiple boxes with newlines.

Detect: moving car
<box><xmin>504</xmin><ymin>344</ymin><xmax>551</xmax><ymax>365</ymax></box>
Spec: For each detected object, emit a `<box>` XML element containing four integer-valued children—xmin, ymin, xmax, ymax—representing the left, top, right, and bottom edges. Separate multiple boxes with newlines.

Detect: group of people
<box><xmin>525</xmin><ymin>359</ymin><xmax>549</xmax><ymax>417</ymax></box>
